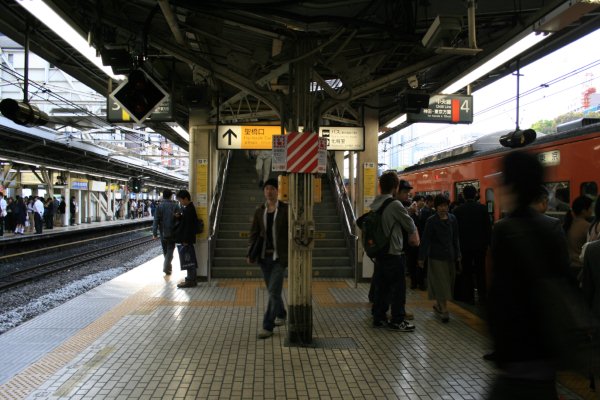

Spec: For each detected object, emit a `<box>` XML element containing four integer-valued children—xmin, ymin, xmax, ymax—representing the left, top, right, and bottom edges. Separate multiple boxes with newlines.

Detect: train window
<box><xmin>581</xmin><ymin>182</ymin><xmax>598</xmax><ymax>198</ymax></box>
<box><xmin>455</xmin><ymin>180</ymin><xmax>481</xmax><ymax>202</ymax></box>
<box><xmin>545</xmin><ymin>182</ymin><xmax>570</xmax><ymax>212</ymax></box>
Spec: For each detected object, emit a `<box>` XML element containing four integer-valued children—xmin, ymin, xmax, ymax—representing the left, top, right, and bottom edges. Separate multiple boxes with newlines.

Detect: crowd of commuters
<box><xmin>0</xmin><ymin>192</ymin><xmax>158</xmax><ymax>237</ymax></box>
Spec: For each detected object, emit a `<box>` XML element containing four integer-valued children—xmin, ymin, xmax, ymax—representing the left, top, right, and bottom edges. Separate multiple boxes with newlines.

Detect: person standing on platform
<box><xmin>70</xmin><ymin>196</ymin><xmax>77</xmax><ymax>226</ymax></box>
<box><xmin>26</xmin><ymin>197</ymin><xmax>35</xmax><ymax>233</ymax></box>
<box><xmin>255</xmin><ymin>150</ymin><xmax>272</xmax><ymax>188</ymax></box>
<box><xmin>44</xmin><ymin>197</ymin><xmax>54</xmax><ymax>229</ymax></box>
<box><xmin>487</xmin><ymin>151</ymin><xmax>572</xmax><ymax>400</ymax></box>
<box><xmin>152</xmin><ymin>189</ymin><xmax>180</xmax><ymax>276</ymax></box>
<box><xmin>33</xmin><ymin>196</ymin><xmax>44</xmax><ymax>234</ymax></box>
<box><xmin>370</xmin><ymin>171</ymin><xmax>419</xmax><ymax>332</ymax></box>
<box><xmin>582</xmin><ymin>239</ymin><xmax>600</xmax><ymax>392</ymax></box>
<box><xmin>0</xmin><ymin>192</ymin><xmax>6</xmax><ymax>237</ymax></box>
<box><xmin>58</xmin><ymin>198</ymin><xmax>66</xmax><ymax>226</ymax></box>
<box><xmin>564</xmin><ymin>195</ymin><xmax>593</xmax><ymax>280</ymax></box>
<box><xmin>418</xmin><ymin>194</ymin><xmax>461</xmax><ymax>323</ymax></box>
<box><xmin>452</xmin><ymin>185</ymin><xmax>491</xmax><ymax>304</ymax></box>
<box><xmin>247</xmin><ymin>178</ymin><xmax>288</xmax><ymax>339</ymax></box>
<box><xmin>14</xmin><ymin>195</ymin><xmax>26</xmax><ymax>235</ymax></box>
<box><xmin>395</xmin><ymin>179</ymin><xmax>417</xmax><ymax>321</ymax></box>
<box><xmin>174</xmin><ymin>189</ymin><xmax>200</xmax><ymax>288</ymax></box>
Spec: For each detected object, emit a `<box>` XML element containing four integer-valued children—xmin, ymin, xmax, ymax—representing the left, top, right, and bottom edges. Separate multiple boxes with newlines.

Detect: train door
<box><xmin>485</xmin><ymin>188</ymin><xmax>495</xmax><ymax>223</ymax></box>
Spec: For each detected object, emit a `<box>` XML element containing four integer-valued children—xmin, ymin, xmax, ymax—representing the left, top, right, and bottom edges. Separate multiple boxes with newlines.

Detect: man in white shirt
<box><xmin>0</xmin><ymin>192</ymin><xmax>7</xmax><ymax>237</ymax></box>
<box><xmin>33</xmin><ymin>196</ymin><xmax>44</xmax><ymax>234</ymax></box>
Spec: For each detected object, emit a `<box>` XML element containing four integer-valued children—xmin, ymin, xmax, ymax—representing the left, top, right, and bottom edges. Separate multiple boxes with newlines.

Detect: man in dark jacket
<box><xmin>247</xmin><ymin>178</ymin><xmax>289</xmax><ymax>339</ymax></box>
<box><xmin>488</xmin><ymin>151</ymin><xmax>572</xmax><ymax>399</ymax></box>
<box><xmin>452</xmin><ymin>185</ymin><xmax>491</xmax><ymax>304</ymax></box>
<box><xmin>175</xmin><ymin>189</ymin><xmax>200</xmax><ymax>288</ymax></box>
<box><xmin>152</xmin><ymin>189</ymin><xmax>180</xmax><ymax>275</ymax></box>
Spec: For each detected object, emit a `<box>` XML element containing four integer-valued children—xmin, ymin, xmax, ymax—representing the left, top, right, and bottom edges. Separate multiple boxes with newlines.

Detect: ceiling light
<box><xmin>169</xmin><ymin>123</ymin><xmax>190</xmax><ymax>142</ymax></box>
<box><xmin>16</xmin><ymin>0</ymin><xmax>125</xmax><ymax>81</ymax></box>
<box><xmin>441</xmin><ymin>31</ymin><xmax>549</xmax><ymax>94</ymax></box>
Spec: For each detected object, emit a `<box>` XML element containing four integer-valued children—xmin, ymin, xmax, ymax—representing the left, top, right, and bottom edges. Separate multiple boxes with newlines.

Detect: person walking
<box><xmin>369</xmin><ymin>171</ymin><xmax>419</xmax><ymax>332</ymax></box>
<box><xmin>247</xmin><ymin>178</ymin><xmax>288</xmax><ymax>339</ymax></box>
<box><xmin>418</xmin><ymin>194</ymin><xmax>461</xmax><ymax>323</ymax></box>
<box><xmin>152</xmin><ymin>189</ymin><xmax>180</xmax><ymax>275</ymax></box>
<box><xmin>452</xmin><ymin>185</ymin><xmax>491</xmax><ymax>304</ymax></box>
<box><xmin>174</xmin><ymin>189</ymin><xmax>200</xmax><ymax>288</ymax></box>
<box><xmin>255</xmin><ymin>150</ymin><xmax>272</xmax><ymax>188</ymax></box>
<box><xmin>487</xmin><ymin>151</ymin><xmax>573</xmax><ymax>399</ymax></box>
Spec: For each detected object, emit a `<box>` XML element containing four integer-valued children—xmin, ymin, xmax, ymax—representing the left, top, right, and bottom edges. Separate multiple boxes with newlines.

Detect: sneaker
<box><xmin>177</xmin><ymin>280</ymin><xmax>197</xmax><ymax>288</ymax></box>
<box><xmin>274</xmin><ymin>317</ymin><xmax>286</xmax><ymax>326</ymax></box>
<box><xmin>405</xmin><ymin>311</ymin><xmax>414</xmax><ymax>320</ymax></box>
<box><xmin>258</xmin><ymin>329</ymin><xmax>273</xmax><ymax>339</ymax></box>
<box><xmin>441</xmin><ymin>313</ymin><xmax>450</xmax><ymax>323</ymax></box>
<box><xmin>387</xmin><ymin>320</ymin><xmax>415</xmax><ymax>332</ymax></box>
<box><xmin>373</xmin><ymin>319</ymin><xmax>386</xmax><ymax>328</ymax></box>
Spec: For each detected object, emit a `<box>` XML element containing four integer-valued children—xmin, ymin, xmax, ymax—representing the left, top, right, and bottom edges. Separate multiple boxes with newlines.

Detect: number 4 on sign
<box><xmin>461</xmin><ymin>99</ymin><xmax>470</xmax><ymax>113</ymax></box>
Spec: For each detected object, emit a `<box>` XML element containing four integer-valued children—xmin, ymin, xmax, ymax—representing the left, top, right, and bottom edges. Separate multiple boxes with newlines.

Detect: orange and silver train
<box><xmin>398</xmin><ymin>118</ymin><xmax>600</xmax><ymax>221</ymax></box>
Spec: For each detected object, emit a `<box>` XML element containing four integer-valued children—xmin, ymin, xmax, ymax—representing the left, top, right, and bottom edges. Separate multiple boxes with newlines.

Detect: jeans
<box><xmin>161</xmin><ymin>239</ymin><xmax>175</xmax><ymax>273</ymax></box>
<box><xmin>260</xmin><ymin>256</ymin><xmax>286</xmax><ymax>331</ymax></box>
<box><xmin>372</xmin><ymin>254</ymin><xmax>406</xmax><ymax>323</ymax></box>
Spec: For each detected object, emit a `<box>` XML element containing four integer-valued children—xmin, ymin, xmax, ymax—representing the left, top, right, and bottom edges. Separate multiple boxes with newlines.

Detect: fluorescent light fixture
<box><xmin>385</xmin><ymin>114</ymin><xmax>407</xmax><ymax>129</ymax></box>
<box><xmin>16</xmin><ymin>0</ymin><xmax>125</xmax><ymax>81</ymax></box>
<box><xmin>441</xmin><ymin>31</ymin><xmax>550</xmax><ymax>94</ymax></box>
<box><xmin>169</xmin><ymin>123</ymin><xmax>190</xmax><ymax>141</ymax></box>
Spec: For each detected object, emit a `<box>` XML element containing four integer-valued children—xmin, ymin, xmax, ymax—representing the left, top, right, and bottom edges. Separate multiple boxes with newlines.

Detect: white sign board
<box><xmin>319</xmin><ymin>126</ymin><xmax>364</xmax><ymax>151</ymax></box>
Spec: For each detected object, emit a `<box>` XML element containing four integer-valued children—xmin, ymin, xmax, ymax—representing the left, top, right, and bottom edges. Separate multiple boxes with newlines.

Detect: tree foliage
<box><xmin>530</xmin><ymin>111</ymin><xmax>600</xmax><ymax>134</ymax></box>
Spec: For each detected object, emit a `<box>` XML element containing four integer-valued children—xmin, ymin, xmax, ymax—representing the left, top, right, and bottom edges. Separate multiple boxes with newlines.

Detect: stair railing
<box><xmin>326</xmin><ymin>153</ymin><xmax>359</xmax><ymax>287</ymax></box>
<box><xmin>207</xmin><ymin>150</ymin><xmax>232</xmax><ymax>284</ymax></box>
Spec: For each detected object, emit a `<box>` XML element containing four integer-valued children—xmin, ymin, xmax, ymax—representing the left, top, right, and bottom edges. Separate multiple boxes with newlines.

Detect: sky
<box><xmin>383</xmin><ymin>27</ymin><xmax>600</xmax><ymax>167</ymax></box>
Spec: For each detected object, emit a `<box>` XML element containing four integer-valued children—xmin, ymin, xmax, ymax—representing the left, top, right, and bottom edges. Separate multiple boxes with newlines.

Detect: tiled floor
<box><xmin>0</xmin><ymin>255</ymin><xmax>589</xmax><ymax>399</ymax></box>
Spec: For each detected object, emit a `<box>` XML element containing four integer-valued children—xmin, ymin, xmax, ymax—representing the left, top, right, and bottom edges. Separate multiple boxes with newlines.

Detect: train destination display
<box><xmin>407</xmin><ymin>94</ymin><xmax>473</xmax><ymax>124</ymax></box>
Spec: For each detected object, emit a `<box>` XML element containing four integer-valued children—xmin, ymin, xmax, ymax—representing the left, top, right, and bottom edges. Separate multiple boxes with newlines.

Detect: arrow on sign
<box><xmin>222</xmin><ymin>129</ymin><xmax>237</xmax><ymax>145</ymax></box>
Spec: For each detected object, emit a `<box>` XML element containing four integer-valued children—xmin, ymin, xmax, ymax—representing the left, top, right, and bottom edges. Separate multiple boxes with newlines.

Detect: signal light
<box><xmin>112</xmin><ymin>69</ymin><xmax>167</xmax><ymax>123</ymax></box>
<box><xmin>499</xmin><ymin>129</ymin><xmax>537</xmax><ymax>148</ymax></box>
<box><xmin>0</xmin><ymin>99</ymin><xmax>49</xmax><ymax>127</ymax></box>
<box><xmin>130</xmin><ymin>178</ymin><xmax>143</xmax><ymax>193</ymax></box>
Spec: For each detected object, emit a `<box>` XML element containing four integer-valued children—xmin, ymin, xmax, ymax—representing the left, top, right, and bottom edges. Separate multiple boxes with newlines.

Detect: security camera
<box><xmin>408</xmin><ymin>75</ymin><xmax>419</xmax><ymax>89</ymax></box>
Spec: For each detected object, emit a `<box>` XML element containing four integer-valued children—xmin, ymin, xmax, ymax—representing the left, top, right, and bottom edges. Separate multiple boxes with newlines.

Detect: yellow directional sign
<box><xmin>217</xmin><ymin>125</ymin><xmax>284</xmax><ymax>150</ymax></box>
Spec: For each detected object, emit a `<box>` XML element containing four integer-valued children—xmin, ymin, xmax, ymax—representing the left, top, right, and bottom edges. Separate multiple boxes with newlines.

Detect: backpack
<box><xmin>357</xmin><ymin>198</ymin><xmax>396</xmax><ymax>260</ymax></box>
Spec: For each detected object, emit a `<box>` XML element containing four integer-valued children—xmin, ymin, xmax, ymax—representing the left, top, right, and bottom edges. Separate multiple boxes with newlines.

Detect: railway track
<box><xmin>0</xmin><ymin>235</ymin><xmax>155</xmax><ymax>291</ymax></box>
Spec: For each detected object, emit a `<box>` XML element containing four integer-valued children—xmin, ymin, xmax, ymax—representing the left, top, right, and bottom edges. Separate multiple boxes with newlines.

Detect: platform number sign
<box><xmin>407</xmin><ymin>94</ymin><xmax>473</xmax><ymax>124</ymax></box>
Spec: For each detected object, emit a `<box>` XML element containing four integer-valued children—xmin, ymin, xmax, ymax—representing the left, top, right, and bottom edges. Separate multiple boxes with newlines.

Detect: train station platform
<box><xmin>0</xmin><ymin>216</ymin><xmax>153</xmax><ymax>247</ymax></box>
<box><xmin>0</xmin><ymin>255</ymin><xmax>591</xmax><ymax>399</ymax></box>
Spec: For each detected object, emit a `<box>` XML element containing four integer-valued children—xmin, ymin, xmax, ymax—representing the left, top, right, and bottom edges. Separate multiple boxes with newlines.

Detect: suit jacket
<box><xmin>249</xmin><ymin>201</ymin><xmax>288</xmax><ymax>266</ymax></box>
<box><xmin>582</xmin><ymin>240</ymin><xmax>600</xmax><ymax>318</ymax></box>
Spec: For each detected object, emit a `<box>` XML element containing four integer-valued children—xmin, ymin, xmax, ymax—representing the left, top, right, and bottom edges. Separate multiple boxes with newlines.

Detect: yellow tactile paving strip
<box><xmin>0</xmin><ymin>285</ymin><xmax>161</xmax><ymax>400</ymax></box>
<box><xmin>0</xmin><ymin>278</ymin><xmax>595</xmax><ymax>399</ymax></box>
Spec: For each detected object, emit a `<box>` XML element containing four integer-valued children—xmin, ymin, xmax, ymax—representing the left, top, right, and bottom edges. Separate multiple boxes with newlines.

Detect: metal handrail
<box><xmin>326</xmin><ymin>153</ymin><xmax>359</xmax><ymax>287</ymax></box>
<box><xmin>207</xmin><ymin>150</ymin><xmax>232</xmax><ymax>284</ymax></box>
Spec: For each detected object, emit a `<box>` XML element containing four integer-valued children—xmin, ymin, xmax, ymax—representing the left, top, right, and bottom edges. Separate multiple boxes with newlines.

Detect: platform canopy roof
<box><xmin>1</xmin><ymin>0</ymin><xmax>600</xmax><ymax>149</ymax></box>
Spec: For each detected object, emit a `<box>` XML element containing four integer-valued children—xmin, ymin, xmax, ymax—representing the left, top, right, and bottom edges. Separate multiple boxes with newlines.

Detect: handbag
<box><xmin>248</xmin><ymin>236</ymin><xmax>264</xmax><ymax>263</ymax></box>
<box><xmin>177</xmin><ymin>244</ymin><xmax>197</xmax><ymax>270</ymax></box>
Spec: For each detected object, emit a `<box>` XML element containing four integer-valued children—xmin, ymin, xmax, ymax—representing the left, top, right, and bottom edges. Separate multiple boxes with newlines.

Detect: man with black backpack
<box><xmin>360</xmin><ymin>170</ymin><xmax>419</xmax><ymax>332</ymax></box>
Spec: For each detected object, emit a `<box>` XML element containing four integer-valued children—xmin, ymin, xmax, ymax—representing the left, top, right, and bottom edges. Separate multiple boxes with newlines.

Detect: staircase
<box><xmin>212</xmin><ymin>151</ymin><xmax>353</xmax><ymax>278</ymax></box>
